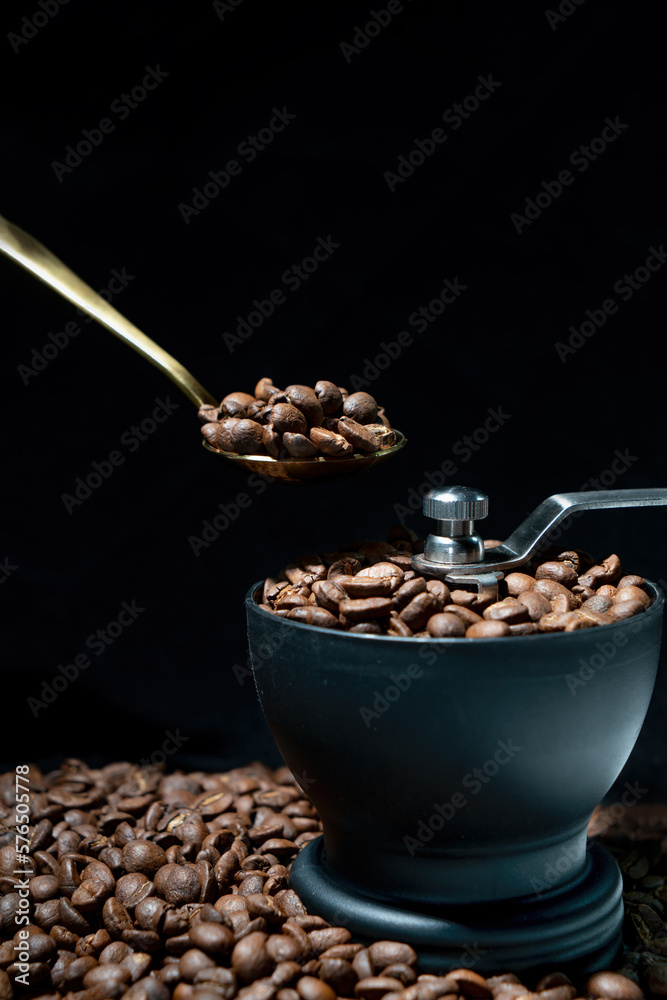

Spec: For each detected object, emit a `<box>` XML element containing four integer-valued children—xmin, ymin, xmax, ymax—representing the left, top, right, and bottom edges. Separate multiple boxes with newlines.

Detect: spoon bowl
<box><xmin>0</xmin><ymin>214</ymin><xmax>406</xmax><ymax>483</ymax></box>
<box><xmin>203</xmin><ymin>430</ymin><xmax>406</xmax><ymax>484</ymax></box>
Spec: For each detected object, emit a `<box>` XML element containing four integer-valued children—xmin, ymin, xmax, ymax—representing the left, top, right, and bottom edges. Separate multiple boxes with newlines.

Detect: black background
<box><xmin>1</xmin><ymin>1</ymin><xmax>665</xmax><ymax>800</ymax></box>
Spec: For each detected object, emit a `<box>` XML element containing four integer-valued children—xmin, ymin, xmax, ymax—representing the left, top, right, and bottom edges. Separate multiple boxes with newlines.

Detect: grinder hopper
<box><xmin>246</xmin><ymin>486</ymin><xmax>667</xmax><ymax>974</ymax></box>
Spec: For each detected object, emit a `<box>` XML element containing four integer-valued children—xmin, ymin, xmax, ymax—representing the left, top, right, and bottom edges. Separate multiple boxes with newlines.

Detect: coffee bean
<box><xmin>483</xmin><ymin>600</ymin><xmax>529</xmax><ymax>624</ymax></box>
<box><xmin>122</xmin><ymin>840</ymin><xmax>168</xmax><ymax>877</ymax></box>
<box><xmin>607</xmin><ymin>600</ymin><xmax>646</xmax><ymax>622</ymax></box>
<box><xmin>536</xmin><ymin>561</ymin><xmax>578</xmax><ymax>587</ymax></box>
<box><xmin>354</xmin><ymin>976</ymin><xmax>406</xmax><ymax>999</ymax></box>
<box><xmin>255</xmin><ymin>378</ymin><xmax>279</xmax><ymax>402</ymax></box>
<box><xmin>83</xmin><ymin>963</ymin><xmax>132</xmax><ymax>998</ymax></box>
<box><xmin>585</xmin><ymin>971</ymin><xmax>644</xmax><ymax>1000</ymax></box>
<box><xmin>447</xmin><ymin>968</ymin><xmax>492</xmax><ymax>998</ymax></box>
<box><xmin>337</xmin><ymin>575</ymin><xmax>397</xmax><ymax>598</ymax></box>
<box><xmin>314</xmin><ymin>382</ymin><xmax>343</xmax><ymax>416</ymax></box>
<box><xmin>465</xmin><ymin>621</ymin><xmax>511</xmax><ymax>638</ymax></box>
<box><xmin>297</xmin><ymin>976</ymin><xmax>337</xmax><ymax>1000</ymax></box>
<box><xmin>285</xmin><ymin>607</ymin><xmax>339</xmax><ymax>628</ymax></box>
<box><xmin>271</xmin><ymin>404</ymin><xmax>308</xmax><ymax>436</ymax></box>
<box><xmin>285</xmin><ymin>386</ymin><xmax>324</xmax><ymax>427</ymax></box>
<box><xmin>29</xmin><ymin>874</ymin><xmax>59</xmax><ymax>902</ymax></box>
<box><xmin>615</xmin><ymin>586</ymin><xmax>651</xmax><ymax>609</ymax></box>
<box><xmin>538</xmin><ymin>612</ymin><xmax>594</xmax><ymax>632</ymax></box>
<box><xmin>399</xmin><ymin>593</ymin><xmax>441</xmax><ymax>631</ymax></box>
<box><xmin>504</xmin><ymin>573</ymin><xmax>536</xmax><ymax>596</ymax></box>
<box><xmin>283</xmin><ymin>433</ymin><xmax>319</xmax><ymax>458</ymax></box>
<box><xmin>516</xmin><ymin>590</ymin><xmax>552</xmax><ymax>621</ymax></box>
<box><xmin>232</xmin><ymin>932</ymin><xmax>274</xmax><ymax>983</ymax></box>
<box><xmin>445</xmin><ymin>605</ymin><xmax>483</xmax><ymax>627</ymax></box>
<box><xmin>309</xmin><ymin>427</ymin><xmax>353</xmax><ymax>457</ymax></box>
<box><xmin>426</xmin><ymin>613</ymin><xmax>466</xmax><ymax>638</ymax></box>
<box><xmin>115</xmin><ymin>872</ymin><xmax>156</xmax><ymax>909</ymax></box>
<box><xmin>337</xmin><ymin>417</ymin><xmax>381</xmax><ymax>453</ymax></box>
<box><xmin>618</xmin><ymin>575</ymin><xmax>646</xmax><ymax>590</ymax></box>
<box><xmin>368</xmin><ymin>941</ymin><xmax>417</xmax><ymax>969</ymax></box>
<box><xmin>339</xmin><ymin>597</ymin><xmax>396</xmax><ymax>621</ymax></box>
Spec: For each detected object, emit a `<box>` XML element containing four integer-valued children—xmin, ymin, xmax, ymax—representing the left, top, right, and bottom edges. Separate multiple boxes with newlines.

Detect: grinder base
<box><xmin>290</xmin><ymin>837</ymin><xmax>623</xmax><ymax>975</ymax></box>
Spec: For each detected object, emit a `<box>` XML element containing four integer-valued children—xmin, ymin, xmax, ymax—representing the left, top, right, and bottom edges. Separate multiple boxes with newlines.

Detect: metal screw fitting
<box><xmin>421</xmin><ymin>487</ymin><xmax>489</xmax><ymax>566</ymax></box>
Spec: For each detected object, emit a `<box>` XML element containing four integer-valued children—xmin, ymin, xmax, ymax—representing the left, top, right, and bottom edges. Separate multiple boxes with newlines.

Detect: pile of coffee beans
<box><xmin>259</xmin><ymin>528</ymin><xmax>653</xmax><ymax>637</ymax></box>
<box><xmin>1</xmin><ymin>760</ymin><xmax>666</xmax><ymax>999</ymax></box>
<box><xmin>198</xmin><ymin>379</ymin><xmax>396</xmax><ymax>459</ymax></box>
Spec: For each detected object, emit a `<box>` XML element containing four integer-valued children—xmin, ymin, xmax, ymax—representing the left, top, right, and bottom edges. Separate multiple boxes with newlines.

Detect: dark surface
<box><xmin>1</xmin><ymin>2</ymin><xmax>666</xmax><ymax>789</ymax></box>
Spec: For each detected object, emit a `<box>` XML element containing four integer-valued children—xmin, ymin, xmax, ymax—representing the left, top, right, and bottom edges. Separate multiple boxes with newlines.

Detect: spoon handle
<box><xmin>0</xmin><ymin>214</ymin><xmax>217</xmax><ymax>408</ymax></box>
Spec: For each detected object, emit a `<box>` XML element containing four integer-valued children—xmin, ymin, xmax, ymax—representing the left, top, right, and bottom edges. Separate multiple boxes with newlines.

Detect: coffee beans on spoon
<box><xmin>259</xmin><ymin>531</ymin><xmax>653</xmax><ymax>637</ymax></box>
<box><xmin>198</xmin><ymin>378</ymin><xmax>396</xmax><ymax>458</ymax></box>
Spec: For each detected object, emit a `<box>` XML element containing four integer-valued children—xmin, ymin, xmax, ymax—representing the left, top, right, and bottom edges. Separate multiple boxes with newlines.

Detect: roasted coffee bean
<box><xmin>71</xmin><ymin>877</ymin><xmax>111</xmax><ymax>912</ymax></box>
<box><xmin>585</xmin><ymin>971</ymin><xmax>644</xmax><ymax>1000</ymax></box>
<box><xmin>339</xmin><ymin>597</ymin><xmax>396</xmax><ymax>621</ymax></box>
<box><xmin>607</xmin><ymin>600</ymin><xmax>646</xmax><ymax>622</ymax></box>
<box><xmin>311</xmin><ymin>580</ymin><xmax>346</xmax><ymax>613</ymax></box>
<box><xmin>29</xmin><ymin>874</ymin><xmax>60</xmax><ymax>902</ymax></box>
<box><xmin>399</xmin><ymin>593</ymin><xmax>441</xmax><ymax>631</ymax></box>
<box><xmin>297</xmin><ymin>976</ymin><xmax>337</xmax><ymax>1000</ymax></box>
<box><xmin>505</xmin><ymin>573</ymin><xmax>536</xmax><ymax>596</ymax></box>
<box><xmin>115</xmin><ymin>872</ymin><xmax>156</xmax><ymax>908</ymax></box>
<box><xmin>483</xmin><ymin>600</ymin><xmax>529</xmax><ymax>624</ymax></box>
<box><xmin>618</xmin><ymin>575</ymin><xmax>646</xmax><ymax>590</ymax></box>
<box><xmin>342</xmin><ymin>392</ymin><xmax>378</xmax><ymax>425</ymax></box>
<box><xmin>354</xmin><ymin>975</ymin><xmax>405</xmax><ymax>998</ymax></box>
<box><xmin>516</xmin><ymin>590</ymin><xmax>552</xmax><ymax>621</ymax></box>
<box><xmin>337</xmin><ymin>417</ymin><xmax>381</xmax><ymax>453</ymax></box>
<box><xmin>615</xmin><ymin>586</ymin><xmax>651</xmax><ymax>608</ymax></box>
<box><xmin>535</xmin><ymin>561</ymin><xmax>579</xmax><ymax>587</ymax></box>
<box><xmin>314</xmin><ymin>382</ymin><xmax>343</xmax><ymax>415</ymax></box>
<box><xmin>122</xmin><ymin>840</ymin><xmax>168</xmax><ymax>877</ymax></box>
<box><xmin>578</xmin><ymin>553</ymin><xmax>622</xmax><ymax>588</ymax></box>
<box><xmin>426</xmin><ymin>613</ymin><xmax>466</xmax><ymax>638</ymax></box>
<box><xmin>232</xmin><ymin>931</ymin><xmax>274</xmax><ymax>983</ymax></box>
<box><xmin>284</xmin><ymin>386</ymin><xmax>324</xmax><ymax>427</ymax></box>
<box><xmin>425</xmin><ymin>579</ymin><xmax>450</xmax><ymax>605</ymax></box>
<box><xmin>337</xmin><ymin>575</ymin><xmax>397</xmax><ymax>598</ymax></box>
<box><xmin>309</xmin><ymin>427</ymin><xmax>353</xmax><ymax>457</ymax></box>
<box><xmin>271</xmin><ymin>404</ymin><xmax>308</xmax><ymax>436</ymax></box>
<box><xmin>283</xmin><ymin>433</ymin><xmax>319</xmax><ymax>458</ymax></box>
<box><xmin>255</xmin><ymin>378</ymin><xmax>279</xmax><ymax>402</ymax></box>
<box><xmin>445</xmin><ymin>605</ymin><xmax>483</xmax><ymax>627</ymax></box>
<box><xmin>465</xmin><ymin>620</ymin><xmax>510</xmax><ymax>638</ymax></box>
<box><xmin>539</xmin><ymin>612</ymin><xmax>594</xmax><ymax>632</ymax></box>
<box><xmin>285</xmin><ymin>607</ymin><xmax>339</xmax><ymax>628</ymax></box>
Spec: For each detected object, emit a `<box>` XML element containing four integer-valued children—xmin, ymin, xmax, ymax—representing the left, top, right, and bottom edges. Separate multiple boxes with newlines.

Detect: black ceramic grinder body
<box><xmin>245</xmin><ymin>487</ymin><xmax>667</xmax><ymax>974</ymax></box>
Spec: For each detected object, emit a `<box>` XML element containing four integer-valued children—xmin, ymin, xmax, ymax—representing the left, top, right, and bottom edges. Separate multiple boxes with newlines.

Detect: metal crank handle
<box><xmin>481</xmin><ymin>488</ymin><xmax>667</xmax><ymax>574</ymax></box>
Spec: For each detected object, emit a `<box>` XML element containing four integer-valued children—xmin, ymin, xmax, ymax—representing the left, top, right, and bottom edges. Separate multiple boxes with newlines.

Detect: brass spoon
<box><xmin>0</xmin><ymin>214</ymin><xmax>405</xmax><ymax>484</ymax></box>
